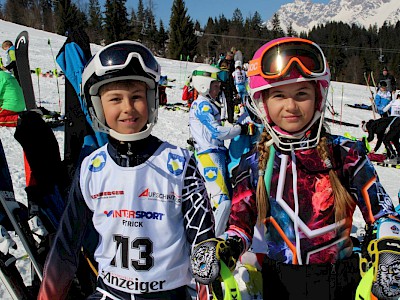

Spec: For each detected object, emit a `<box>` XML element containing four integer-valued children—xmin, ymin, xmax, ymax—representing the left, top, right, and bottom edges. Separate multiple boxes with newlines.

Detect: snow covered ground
<box><xmin>1</xmin><ymin>19</ymin><xmax>399</xmax><ymax>299</ymax></box>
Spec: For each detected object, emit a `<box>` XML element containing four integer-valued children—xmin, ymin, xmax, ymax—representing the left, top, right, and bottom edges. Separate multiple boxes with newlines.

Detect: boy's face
<box><xmin>100</xmin><ymin>81</ymin><xmax>148</xmax><ymax>135</ymax></box>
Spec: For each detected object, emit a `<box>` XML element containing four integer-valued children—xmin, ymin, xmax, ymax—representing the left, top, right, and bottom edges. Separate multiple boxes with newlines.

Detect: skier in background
<box><xmin>218</xmin><ymin>51</ymin><xmax>237</xmax><ymax>123</ymax></box>
<box><xmin>374</xmin><ymin>81</ymin><xmax>392</xmax><ymax>117</ymax></box>
<box><xmin>378</xmin><ymin>66</ymin><xmax>396</xmax><ymax>98</ymax></box>
<box><xmin>189</xmin><ymin>64</ymin><xmax>250</xmax><ymax>236</ymax></box>
<box><xmin>383</xmin><ymin>92</ymin><xmax>400</xmax><ymax>116</ymax></box>
<box><xmin>232</xmin><ymin>60</ymin><xmax>247</xmax><ymax>105</ymax></box>
<box><xmin>191</xmin><ymin>37</ymin><xmax>400</xmax><ymax>300</ymax></box>
<box><xmin>0</xmin><ymin>69</ymin><xmax>25</xmax><ymax>127</ymax></box>
<box><xmin>38</xmin><ymin>41</ymin><xmax>215</xmax><ymax>300</ymax></box>
<box><xmin>1</xmin><ymin>40</ymin><xmax>20</xmax><ymax>84</ymax></box>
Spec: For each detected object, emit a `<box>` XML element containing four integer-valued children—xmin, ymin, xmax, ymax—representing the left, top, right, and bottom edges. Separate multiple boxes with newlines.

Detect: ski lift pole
<box><xmin>47</xmin><ymin>39</ymin><xmax>62</xmax><ymax>112</ymax></box>
<box><xmin>35</xmin><ymin>67</ymin><xmax>41</xmax><ymax>107</ymax></box>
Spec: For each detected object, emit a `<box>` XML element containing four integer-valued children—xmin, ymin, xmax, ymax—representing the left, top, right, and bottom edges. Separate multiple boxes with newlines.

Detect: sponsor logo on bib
<box><xmin>89</xmin><ymin>151</ymin><xmax>107</xmax><ymax>172</ymax></box>
<box><xmin>167</xmin><ymin>153</ymin><xmax>185</xmax><ymax>176</ymax></box>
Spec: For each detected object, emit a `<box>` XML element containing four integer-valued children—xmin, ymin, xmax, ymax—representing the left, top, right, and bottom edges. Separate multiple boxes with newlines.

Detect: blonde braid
<box><xmin>316</xmin><ymin>136</ymin><xmax>355</xmax><ymax>222</ymax></box>
<box><xmin>256</xmin><ymin>130</ymin><xmax>272</xmax><ymax>224</ymax></box>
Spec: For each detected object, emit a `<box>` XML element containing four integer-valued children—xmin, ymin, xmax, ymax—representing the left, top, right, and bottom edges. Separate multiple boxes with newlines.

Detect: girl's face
<box><xmin>100</xmin><ymin>81</ymin><xmax>148</xmax><ymax>135</ymax></box>
<box><xmin>264</xmin><ymin>81</ymin><xmax>316</xmax><ymax>133</ymax></box>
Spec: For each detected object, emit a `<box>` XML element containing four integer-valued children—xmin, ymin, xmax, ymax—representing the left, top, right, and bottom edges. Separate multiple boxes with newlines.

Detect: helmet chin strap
<box><xmin>89</xmin><ymin>108</ymin><xmax>154</xmax><ymax>142</ymax></box>
<box><xmin>109</xmin><ymin>124</ymin><xmax>154</xmax><ymax>142</ymax></box>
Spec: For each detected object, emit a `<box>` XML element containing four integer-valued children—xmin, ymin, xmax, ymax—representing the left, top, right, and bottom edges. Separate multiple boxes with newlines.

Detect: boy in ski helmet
<box><xmin>189</xmin><ymin>64</ymin><xmax>250</xmax><ymax>236</ymax></box>
<box><xmin>190</xmin><ymin>37</ymin><xmax>400</xmax><ymax>299</ymax></box>
<box><xmin>38</xmin><ymin>41</ymin><xmax>215</xmax><ymax>300</ymax></box>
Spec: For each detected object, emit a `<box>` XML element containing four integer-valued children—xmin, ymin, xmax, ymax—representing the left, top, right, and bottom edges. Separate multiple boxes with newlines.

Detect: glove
<box><xmin>191</xmin><ymin>237</ymin><xmax>243</xmax><ymax>285</ymax></box>
<box><xmin>359</xmin><ymin>218</ymin><xmax>400</xmax><ymax>299</ymax></box>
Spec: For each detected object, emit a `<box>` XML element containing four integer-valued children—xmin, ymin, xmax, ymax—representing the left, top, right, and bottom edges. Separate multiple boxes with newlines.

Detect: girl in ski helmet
<box><xmin>188</xmin><ymin>64</ymin><xmax>250</xmax><ymax>236</ymax></box>
<box><xmin>191</xmin><ymin>37</ymin><xmax>400</xmax><ymax>299</ymax></box>
<box><xmin>38</xmin><ymin>41</ymin><xmax>215</xmax><ymax>300</ymax></box>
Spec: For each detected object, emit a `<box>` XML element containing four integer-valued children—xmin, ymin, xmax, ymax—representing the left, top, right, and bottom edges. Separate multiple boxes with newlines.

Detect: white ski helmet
<box><xmin>191</xmin><ymin>65</ymin><xmax>222</xmax><ymax>96</ymax></box>
<box><xmin>81</xmin><ymin>40</ymin><xmax>161</xmax><ymax>142</ymax></box>
<box><xmin>235</xmin><ymin>60</ymin><xmax>242</xmax><ymax>68</ymax></box>
<box><xmin>246</xmin><ymin>37</ymin><xmax>330</xmax><ymax>151</ymax></box>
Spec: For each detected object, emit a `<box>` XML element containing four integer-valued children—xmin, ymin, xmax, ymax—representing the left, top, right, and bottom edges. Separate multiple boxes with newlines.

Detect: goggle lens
<box><xmin>248</xmin><ymin>40</ymin><xmax>326</xmax><ymax>79</ymax></box>
<box><xmin>192</xmin><ymin>70</ymin><xmax>228</xmax><ymax>82</ymax></box>
<box><xmin>98</xmin><ymin>43</ymin><xmax>159</xmax><ymax>73</ymax></box>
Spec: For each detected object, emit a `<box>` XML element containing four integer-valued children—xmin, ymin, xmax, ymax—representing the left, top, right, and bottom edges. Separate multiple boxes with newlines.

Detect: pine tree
<box><xmin>168</xmin><ymin>0</ymin><xmax>197</xmax><ymax>60</ymax></box>
<box><xmin>3</xmin><ymin>0</ymin><xmax>25</xmax><ymax>25</ymax></box>
<box><xmin>54</xmin><ymin>0</ymin><xmax>85</xmax><ymax>35</ymax></box>
<box><xmin>286</xmin><ymin>21</ymin><xmax>297</xmax><ymax>37</ymax></box>
<box><xmin>103</xmin><ymin>0</ymin><xmax>129</xmax><ymax>43</ymax></box>
<box><xmin>156</xmin><ymin>19</ymin><xmax>168</xmax><ymax>56</ymax></box>
<box><xmin>41</xmin><ymin>0</ymin><xmax>54</xmax><ymax>32</ymax></box>
<box><xmin>87</xmin><ymin>0</ymin><xmax>103</xmax><ymax>44</ymax></box>
<box><xmin>143</xmin><ymin>6</ymin><xmax>157</xmax><ymax>50</ymax></box>
<box><xmin>271</xmin><ymin>13</ymin><xmax>285</xmax><ymax>38</ymax></box>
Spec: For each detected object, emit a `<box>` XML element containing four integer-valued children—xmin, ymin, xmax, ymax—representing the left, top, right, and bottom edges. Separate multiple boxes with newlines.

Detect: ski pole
<box><xmin>35</xmin><ymin>67</ymin><xmax>41</xmax><ymax>107</ymax></box>
<box><xmin>179</xmin><ymin>54</ymin><xmax>183</xmax><ymax>83</ymax></box>
<box><xmin>48</xmin><ymin>39</ymin><xmax>62</xmax><ymax>112</ymax></box>
<box><xmin>183</xmin><ymin>55</ymin><xmax>189</xmax><ymax>84</ymax></box>
<box><xmin>364</xmin><ymin>72</ymin><xmax>377</xmax><ymax>119</ymax></box>
<box><xmin>340</xmin><ymin>85</ymin><xmax>344</xmax><ymax>127</ymax></box>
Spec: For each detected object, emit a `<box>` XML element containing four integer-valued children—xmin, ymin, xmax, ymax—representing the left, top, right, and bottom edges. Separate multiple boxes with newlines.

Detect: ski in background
<box><xmin>0</xmin><ymin>138</ymin><xmax>43</xmax><ymax>298</ymax></box>
<box><xmin>364</xmin><ymin>71</ymin><xmax>377</xmax><ymax>119</ymax></box>
<box><xmin>56</xmin><ymin>30</ymin><xmax>106</xmax><ymax>181</ymax></box>
<box><xmin>15</xmin><ymin>31</ymin><xmax>36</xmax><ymax>110</ymax></box>
<box><xmin>371</xmin><ymin>161</ymin><xmax>400</xmax><ymax>169</ymax></box>
<box><xmin>10</xmin><ymin>30</ymin><xmax>89</xmax><ymax>298</ymax></box>
<box><xmin>325</xmin><ymin>117</ymin><xmax>359</xmax><ymax>128</ymax></box>
<box><xmin>47</xmin><ymin>38</ymin><xmax>62</xmax><ymax>112</ymax></box>
<box><xmin>56</xmin><ymin>29</ymin><xmax>100</xmax><ymax>296</ymax></box>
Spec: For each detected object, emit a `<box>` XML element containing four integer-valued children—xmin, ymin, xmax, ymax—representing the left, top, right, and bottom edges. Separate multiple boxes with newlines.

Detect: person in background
<box><xmin>374</xmin><ymin>81</ymin><xmax>392</xmax><ymax>117</ymax></box>
<box><xmin>383</xmin><ymin>92</ymin><xmax>400</xmax><ymax>116</ymax></box>
<box><xmin>378</xmin><ymin>66</ymin><xmax>396</xmax><ymax>98</ymax></box>
<box><xmin>362</xmin><ymin>117</ymin><xmax>400</xmax><ymax>164</ymax></box>
<box><xmin>231</xmin><ymin>47</ymin><xmax>243</xmax><ymax>65</ymax></box>
<box><xmin>191</xmin><ymin>37</ymin><xmax>400</xmax><ymax>300</ymax></box>
<box><xmin>1</xmin><ymin>40</ymin><xmax>19</xmax><ymax>84</ymax></box>
<box><xmin>188</xmin><ymin>64</ymin><xmax>250</xmax><ymax>236</ymax></box>
<box><xmin>0</xmin><ymin>69</ymin><xmax>25</xmax><ymax>127</ymax></box>
<box><xmin>38</xmin><ymin>41</ymin><xmax>215</xmax><ymax>300</ymax></box>
<box><xmin>218</xmin><ymin>51</ymin><xmax>237</xmax><ymax>123</ymax></box>
<box><xmin>232</xmin><ymin>60</ymin><xmax>247</xmax><ymax>105</ymax></box>
<box><xmin>217</xmin><ymin>52</ymin><xmax>225</xmax><ymax>66</ymax></box>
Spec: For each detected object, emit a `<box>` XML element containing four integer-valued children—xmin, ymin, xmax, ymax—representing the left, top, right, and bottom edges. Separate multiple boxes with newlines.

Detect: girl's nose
<box><xmin>285</xmin><ymin>97</ymin><xmax>297</xmax><ymax>110</ymax></box>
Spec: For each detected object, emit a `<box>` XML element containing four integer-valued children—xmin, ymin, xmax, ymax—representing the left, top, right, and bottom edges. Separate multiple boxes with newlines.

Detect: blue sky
<box><xmin>127</xmin><ymin>0</ymin><xmax>331</xmax><ymax>27</ymax></box>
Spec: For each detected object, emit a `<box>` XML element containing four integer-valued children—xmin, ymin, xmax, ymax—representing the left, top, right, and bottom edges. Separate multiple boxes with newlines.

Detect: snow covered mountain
<box><xmin>267</xmin><ymin>0</ymin><xmax>400</xmax><ymax>33</ymax></box>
